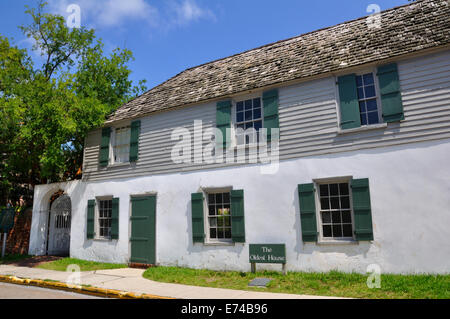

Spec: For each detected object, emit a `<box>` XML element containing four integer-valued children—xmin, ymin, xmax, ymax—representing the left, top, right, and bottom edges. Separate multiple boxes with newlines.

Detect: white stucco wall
<box><xmin>29</xmin><ymin>138</ymin><xmax>450</xmax><ymax>274</ymax></box>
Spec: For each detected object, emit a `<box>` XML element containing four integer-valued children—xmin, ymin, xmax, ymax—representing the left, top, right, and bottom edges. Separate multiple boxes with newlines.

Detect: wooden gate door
<box><xmin>48</xmin><ymin>195</ymin><xmax>71</xmax><ymax>256</ymax></box>
<box><xmin>130</xmin><ymin>195</ymin><xmax>156</xmax><ymax>265</ymax></box>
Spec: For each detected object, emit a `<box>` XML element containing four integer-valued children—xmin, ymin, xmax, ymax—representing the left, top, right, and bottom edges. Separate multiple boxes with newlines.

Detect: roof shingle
<box><xmin>106</xmin><ymin>0</ymin><xmax>450</xmax><ymax>124</ymax></box>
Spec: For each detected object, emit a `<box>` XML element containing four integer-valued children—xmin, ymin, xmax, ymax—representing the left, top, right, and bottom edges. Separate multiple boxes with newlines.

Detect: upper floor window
<box><xmin>235</xmin><ymin>98</ymin><xmax>263</xmax><ymax>145</ymax></box>
<box><xmin>113</xmin><ymin>126</ymin><xmax>130</xmax><ymax>164</ymax></box>
<box><xmin>337</xmin><ymin>64</ymin><xmax>405</xmax><ymax>132</ymax></box>
<box><xmin>356</xmin><ymin>73</ymin><xmax>381</xmax><ymax>125</ymax></box>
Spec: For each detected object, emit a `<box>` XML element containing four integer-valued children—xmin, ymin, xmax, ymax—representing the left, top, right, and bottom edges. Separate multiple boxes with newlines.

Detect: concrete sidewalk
<box><xmin>0</xmin><ymin>265</ymin><xmax>339</xmax><ymax>299</ymax></box>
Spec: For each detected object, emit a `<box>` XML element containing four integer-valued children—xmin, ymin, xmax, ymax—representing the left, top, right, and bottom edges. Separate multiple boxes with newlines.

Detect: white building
<box><xmin>29</xmin><ymin>0</ymin><xmax>450</xmax><ymax>274</ymax></box>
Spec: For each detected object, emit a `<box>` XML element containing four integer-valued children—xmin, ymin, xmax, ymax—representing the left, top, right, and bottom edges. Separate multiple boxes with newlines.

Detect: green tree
<box><xmin>0</xmin><ymin>1</ymin><xmax>147</xmax><ymax>205</ymax></box>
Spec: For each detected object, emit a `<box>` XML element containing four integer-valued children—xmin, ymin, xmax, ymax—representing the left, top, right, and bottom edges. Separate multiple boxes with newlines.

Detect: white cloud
<box><xmin>170</xmin><ymin>0</ymin><xmax>216</xmax><ymax>26</ymax></box>
<box><xmin>47</xmin><ymin>0</ymin><xmax>215</xmax><ymax>29</ymax></box>
<box><xmin>48</xmin><ymin>0</ymin><xmax>159</xmax><ymax>28</ymax></box>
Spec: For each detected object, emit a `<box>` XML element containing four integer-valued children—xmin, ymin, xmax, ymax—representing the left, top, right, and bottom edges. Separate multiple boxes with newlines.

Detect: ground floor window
<box><xmin>97</xmin><ymin>198</ymin><xmax>112</xmax><ymax>239</ymax></box>
<box><xmin>317</xmin><ymin>180</ymin><xmax>354</xmax><ymax>240</ymax></box>
<box><xmin>206</xmin><ymin>191</ymin><xmax>232</xmax><ymax>241</ymax></box>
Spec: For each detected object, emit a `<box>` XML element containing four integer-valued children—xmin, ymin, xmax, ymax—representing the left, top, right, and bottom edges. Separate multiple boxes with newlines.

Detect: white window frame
<box><xmin>313</xmin><ymin>177</ymin><xmax>356</xmax><ymax>244</ymax></box>
<box><xmin>354</xmin><ymin>69</ymin><xmax>383</xmax><ymax>126</ymax></box>
<box><xmin>231</xmin><ymin>93</ymin><xmax>264</xmax><ymax>148</ymax></box>
<box><xmin>109</xmin><ymin>125</ymin><xmax>131</xmax><ymax>166</ymax></box>
<box><xmin>202</xmin><ymin>187</ymin><xmax>233</xmax><ymax>245</ymax></box>
<box><xmin>95</xmin><ymin>196</ymin><xmax>113</xmax><ymax>240</ymax></box>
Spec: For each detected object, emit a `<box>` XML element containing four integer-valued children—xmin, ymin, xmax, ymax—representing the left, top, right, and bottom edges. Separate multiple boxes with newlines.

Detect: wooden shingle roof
<box><xmin>106</xmin><ymin>0</ymin><xmax>450</xmax><ymax>124</ymax></box>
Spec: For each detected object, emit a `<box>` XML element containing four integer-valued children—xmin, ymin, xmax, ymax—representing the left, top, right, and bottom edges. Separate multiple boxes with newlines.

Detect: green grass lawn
<box><xmin>0</xmin><ymin>254</ymin><xmax>31</xmax><ymax>264</ymax></box>
<box><xmin>36</xmin><ymin>258</ymin><xmax>127</xmax><ymax>272</ymax></box>
<box><xmin>142</xmin><ymin>266</ymin><xmax>450</xmax><ymax>299</ymax></box>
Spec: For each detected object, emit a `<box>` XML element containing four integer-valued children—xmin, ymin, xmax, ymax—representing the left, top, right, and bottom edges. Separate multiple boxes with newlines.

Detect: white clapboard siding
<box><xmin>82</xmin><ymin>50</ymin><xmax>450</xmax><ymax>181</ymax></box>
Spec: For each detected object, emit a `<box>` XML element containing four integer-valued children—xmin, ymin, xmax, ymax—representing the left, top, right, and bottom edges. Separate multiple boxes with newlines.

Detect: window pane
<box><xmin>245</xmin><ymin>122</ymin><xmax>253</xmax><ymax>130</ymax></box>
<box><xmin>359</xmin><ymin>101</ymin><xmax>366</xmax><ymax>113</ymax></box>
<box><xmin>215</xmin><ymin>193</ymin><xmax>223</xmax><ymax>204</ymax></box>
<box><xmin>356</xmin><ymin>75</ymin><xmax>363</xmax><ymax>87</ymax></box>
<box><xmin>342</xmin><ymin>211</ymin><xmax>352</xmax><ymax>223</ymax></box>
<box><xmin>320</xmin><ymin>185</ymin><xmax>329</xmax><ymax>197</ymax></box>
<box><xmin>320</xmin><ymin>198</ymin><xmax>330</xmax><ymax>210</ymax></box>
<box><xmin>245</xmin><ymin>111</ymin><xmax>252</xmax><ymax>121</ymax></box>
<box><xmin>210</xmin><ymin>228</ymin><xmax>217</xmax><ymax>238</ymax></box>
<box><xmin>225</xmin><ymin>228</ymin><xmax>231</xmax><ymax>238</ymax></box>
<box><xmin>236</xmin><ymin>112</ymin><xmax>244</xmax><ymax>123</ymax></box>
<box><xmin>368</xmin><ymin>111</ymin><xmax>379</xmax><ymax>124</ymax></box>
<box><xmin>245</xmin><ymin>99</ymin><xmax>252</xmax><ymax>110</ymax></box>
<box><xmin>323</xmin><ymin>225</ymin><xmax>332</xmax><ymax>238</ymax></box>
<box><xmin>357</xmin><ymin>87</ymin><xmax>365</xmax><ymax>99</ymax></box>
<box><xmin>222</xmin><ymin>204</ymin><xmax>230</xmax><ymax>214</ymax></box>
<box><xmin>253</xmin><ymin>98</ymin><xmax>261</xmax><ymax>108</ymax></box>
<box><xmin>365</xmin><ymin>85</ymin><xmax>376</xmax><ymax>98</ymax></box>
<box><xmin>322</xmin><ymin>212</ymin><xmax>331</xmax><ymax>224</ymax></box>
<box><xmin>341</xmin><ymin>196</ymin><xmax>350</xmax><ymax>209</ymax></box>
<box><xmin>236</xmin><ymin>102</ymin><xmax>244</xmax><ymax>112</ymax></box>
<box><xmin>223</xmin><ymin>193</ymin><xmax>230</xmax><ymax>203</ymax></box>
<box><xmin>332</xmin><ymin>225</ymin><xmax>342</xmax><ymax>237</ymax></box>
<box><xmin>329</xmin><ymin>184</ymin><xmax>339</xmax><ymax>196</ymax></box>
<box><xmin>208</xmin><ymin>194</ymin><xmax>215</xmax><ymax>204</ymax></box>
<box><xmin>343</xmin><ymin>224</ymin><xmax>353</xmax><ymax>237</ymax></box>
<box><xmin>366</xmin><ymin>99</ymin><xmax>378</xmax><ymax>112</ymax></box>
<box><xmin>209</xmin><ymin>217</ymin><xmax>217</xmax><ymax>227</ymax></box>
<box><xmin>224</xmin><ymin>216</ymin><xmax>231</xmax><ymax>227</ymax></box>
<box><xmin>361</xmin><ymin>114</ymin><xmax>368</xmax><ymax>126</ymax></box>
<box><xmin>253</xmin><ymin>108</ymin><xmax>261</xmax><ymax>119</ymax></box>
<box><xmin>254</xmin><ymin>121</ymin><xmax>262</xmax><ymax>132</ymax></box>
<box><xmin>363</xmin><ymin>73</ymin><xmax>374</xmax><ymax>85</ymax></box>
<box><xmin>218</xmin><ymin>229</ymin><xmax>224</xmax><ymax>239</ymax></box>
<box><xmin>332</xmin><ymin>211</ymin><xmax>341</xmax><ymax>223</ymax></box>
<box><xmin>339</xmin><ymin>183</ymin><xmax>349</xmax><ymax>195</ymax></box>
<box><xmin>208</xmin><ymin>205</ymin><xmax>215</xmax><ymax>216</ymax></box>
<box><xmin>217</xmin><ymin>216</ymin><xmax>224</xmax><ymax>226</ymax></box>
<box><xmin>331</xmin><ymin>197</ymin><xmax>340</xmax><ymax>209</ymax></box>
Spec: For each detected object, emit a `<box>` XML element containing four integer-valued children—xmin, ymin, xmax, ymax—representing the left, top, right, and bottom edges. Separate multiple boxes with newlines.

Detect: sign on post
<box><xmin>0</xmin><ymin>208</ymin><xmax>15</xmax><ymax>233</ymax></box>
<box><xmin>249</xmin><ymin>244</ymin><xmax>286</xmax><ymax>274</ymax></box>
<box><xmin>0</xmin><ymin>208</ymin><xmax>16</xmax><ymax>258</ymax></box>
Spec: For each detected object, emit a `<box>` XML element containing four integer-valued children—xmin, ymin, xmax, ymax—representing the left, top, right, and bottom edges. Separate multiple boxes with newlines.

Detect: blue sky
<box><xmin>0</xmin><ymin>0</ymin><xmax>409</xmax><ymax>90</ymax></box>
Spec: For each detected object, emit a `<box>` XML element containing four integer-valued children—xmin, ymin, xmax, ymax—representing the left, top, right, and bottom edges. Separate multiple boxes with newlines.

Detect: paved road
<box><xmin>0</xmin><ymin>282</ymin><xmax>103</xmax><ymax>299</ymax></box>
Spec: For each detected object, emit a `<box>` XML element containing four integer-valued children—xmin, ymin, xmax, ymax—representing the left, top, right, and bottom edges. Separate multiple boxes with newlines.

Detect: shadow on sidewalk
<box><xmin>3</xmin><ymin>256</ymin><xmax>63</xmax><ymax>268</ymax></box>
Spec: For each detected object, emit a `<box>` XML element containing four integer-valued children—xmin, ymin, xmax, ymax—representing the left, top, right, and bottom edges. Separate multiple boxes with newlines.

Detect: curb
<box><xmin>0</xmin><ymin>275</ymin><xmax>174</xmax><ymax>299</ymax></box>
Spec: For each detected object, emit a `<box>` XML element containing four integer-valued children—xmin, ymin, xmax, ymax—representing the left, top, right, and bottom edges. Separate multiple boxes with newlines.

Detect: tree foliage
<box><xmin>0</xmin><ymin>1</ymin><xmax>147</xmax><ymax>205</ymax></box>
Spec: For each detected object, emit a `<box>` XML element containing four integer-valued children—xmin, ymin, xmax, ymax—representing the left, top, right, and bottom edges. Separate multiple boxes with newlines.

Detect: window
<box><xmin>317</xmin><ymin>181</ymin><xmax>354</xmax><ymax>240</ymax></box>
<box><xmin>206</xmin><ymin>192</ymin><xmax>232</xmax><ymax>241</ymax></box>
<box><xmin>356</xmin><ymin>73</ymin><xmax>381</xmax><ymax>126</ymax></box>
<box><xmin>113</xmin><ymin>126</ymin><xmax>130</xmax><ymax>164</ymax></box>
<box><xmin>97</xmin><ymin>199</ymin><xmax>112</xmax><ymax>239</ymax></box>
<box><xmin>235</xmin><ymin>98</ymin><xmax>263</xmax><ymax>145</ymax></box>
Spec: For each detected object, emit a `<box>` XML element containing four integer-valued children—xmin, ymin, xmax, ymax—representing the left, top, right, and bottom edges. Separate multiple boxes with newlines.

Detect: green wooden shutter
<box><xmin>351</xmin><ymin>179</ymin><xmax>374</xmax><ymax>241</ymax></box>
<box><xmin>298</xmin><ymin>183</ymin><xmax>318</xmax><ymax>242</ymax></box>
<box><xmin>129</xmin><ymin>120</ymin><xmax>141</xmax><ymax>162</ymax></box>
<box><xmin>263</xmin><ymin>89</ymin><xmax>279</xmax><ymax>141</ymax></box>
<box><xmin>338</xmin><ymin>74</ymin><xmax>361</xmax><ymax>130</ymax></box>
<box><xmin>99</xmin><ymin>127</ymin><xmax>111</xmax><ymax>167</ymax></box>
<box><xmin>87</xmin><ymin>200</ymin><xmax>95</xmax><ymax>239</ymax></box>
<box><xmin>191</xmin><ymin>193</ymin><xmax>205</xmax><ymax>243</ymax></box>
<box><xmin>111</xmin><ymin>197</ymin><xmax>119</xmax><ymax>240</ymax></box>
<box><xmin>231</xmin><ymin>189</ymin><xmax>245</xmax><ymax>243</ymax></box>
<box><xmin>216</xmin><ymin>101</ymin><xmax>232</xmax><ymax>148</ymax></box>
<box><xmin>377</xmin><ymin>63</ymin><xmax>404</xmax><ymax>123</ymax></box>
